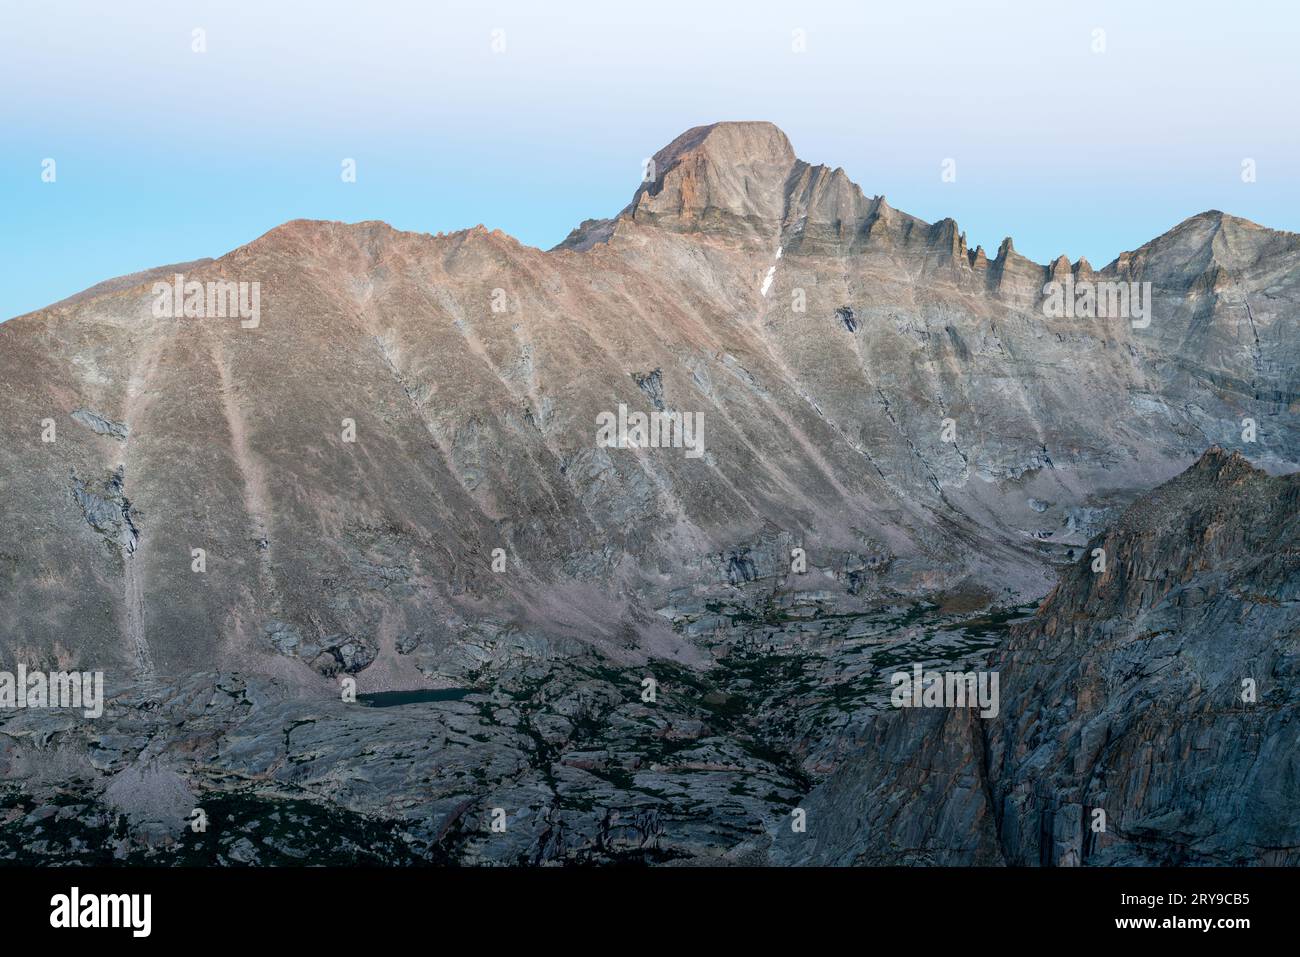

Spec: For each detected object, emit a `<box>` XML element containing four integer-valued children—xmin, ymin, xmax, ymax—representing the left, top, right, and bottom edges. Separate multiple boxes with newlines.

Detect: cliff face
<box><xmin>1</xmin><ymin>122</ymin><xmax>1297</xmax><ymax>698</ymax></box>
<box><xmin>990</xmin><ymin>447</ymin><xmax>1300</xmax><ymax>866</ymax></box>
<box><xmin>776</xmin><ymin>448</ymin><xmax>1300</xmax><ymax>866</ymax></box>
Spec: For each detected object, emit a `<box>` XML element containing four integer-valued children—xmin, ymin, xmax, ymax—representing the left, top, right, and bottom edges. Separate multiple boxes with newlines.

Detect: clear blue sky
<box><xmin>3</xmin><ymin>0</ymin><xmax>1297</xmax><ymax>318</ymax></box>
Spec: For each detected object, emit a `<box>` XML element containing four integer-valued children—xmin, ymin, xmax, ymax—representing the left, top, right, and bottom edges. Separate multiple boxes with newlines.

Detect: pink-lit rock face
<box><xmin>1</xmin><ymin>122</ymin><xmax>1297</xmax><ymax>866</ymax></box>
<box><xmin>3</xmin><ymin>121</ymin><xmax>1298</xmax><ymax>689</ymax></box>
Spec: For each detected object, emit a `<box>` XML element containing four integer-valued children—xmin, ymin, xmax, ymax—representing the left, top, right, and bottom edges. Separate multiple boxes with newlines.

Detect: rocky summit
<box><xmin>1</xmin><ymin>122</ymin><xmax>1297</xmax><ymax>865</ymax></box>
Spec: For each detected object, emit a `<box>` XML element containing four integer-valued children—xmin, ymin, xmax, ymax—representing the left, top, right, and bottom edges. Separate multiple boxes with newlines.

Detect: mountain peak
<box><xmin>1105</xmin><ymin>206</ymin><xmax>1300</xmax><ymax>280</ymax></box>
<box><xmin>626</xmin><ymin>122</ymin><xmax>798</xmax><ymax>240</ymax></box>
<box><xmin>646</xmin><ymin>121</ymin><xmax>795</xmax><ymax>173</ymax></box>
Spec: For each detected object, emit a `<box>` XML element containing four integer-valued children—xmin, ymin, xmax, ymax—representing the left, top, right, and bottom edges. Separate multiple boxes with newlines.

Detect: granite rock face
<box><xmin>3</xmin><ymin>121</ymin><xmax>1297</xmax><ymax>687</ymax></box>
<box><xmin>989</xmin><ymin>447</ymin><xmax>1300</xmax><ymax>866</ymax></box>
<box><xmin>0</xmin><ymin>122</ymin><xmax>1297</xmax><ymax>865</ymax></box>
<box><xmin>775</xmin><ymin>448</ymin><xmax>1300</xmax><ymax>866</ymax></box>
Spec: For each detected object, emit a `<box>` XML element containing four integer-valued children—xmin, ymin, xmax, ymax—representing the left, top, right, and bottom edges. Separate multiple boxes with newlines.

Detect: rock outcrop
<box><xmin>776</xmin><ymin>448</ymin><xmax>1300</xmax><ymax>866</ymax></box>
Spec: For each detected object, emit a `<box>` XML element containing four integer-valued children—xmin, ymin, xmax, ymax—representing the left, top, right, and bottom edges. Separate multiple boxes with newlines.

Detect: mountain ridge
<box><xmin>17</xmin><ymin>204</ymin><xmax>1291</xmax><ymax>325</ymax></box>
<box><xmin>1</xmin><ymin>120</ymin><xmax>1297</xmax><ymax>690</ymax></box>
<box><xmin>1</xmin><ymin>121</ymin><xmax>1298</xmax><ymax>868</ymax></box>
<box><xmin>15</xmin><ymin>116</ymin><xmax>1298</xmax><ymax>324</ymax></box>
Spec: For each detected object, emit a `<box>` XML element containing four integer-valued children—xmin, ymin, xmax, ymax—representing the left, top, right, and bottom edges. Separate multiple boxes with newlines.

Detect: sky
<box><xmin>3</xmin><ymin>0</ymin><xmax>1297</xmax><ymax>319</ymax></box>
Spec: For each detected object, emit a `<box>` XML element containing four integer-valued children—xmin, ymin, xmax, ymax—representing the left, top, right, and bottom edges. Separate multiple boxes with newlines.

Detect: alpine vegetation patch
<box><xmin>596</xmin><ymin>403</ymin><xmax>704</xmax><ymax>458</ymax></box>
<box><xmin>49</xmin><ymin>887</ymin><xmax>151</xmax><ymax>937</ymax></box>
<box><xmin>1042</xmin><ymin>277</ymin><xmax>1152</xmax><ymax>329</ymax></box>
<box><xmin>152</xmin><ymin>273</ymin><xmax>261</xmax><ymax>328</ymax></box>
<box><xmin>890</xmin><ymin>663</ymin><xmax>999</xmax><ymax>718</ymax></box>
<box><xmin>0</xmin><ymin>665</ymin><xmax>105</xmax><ymax>718</ymax></box>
